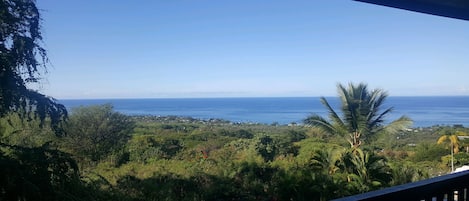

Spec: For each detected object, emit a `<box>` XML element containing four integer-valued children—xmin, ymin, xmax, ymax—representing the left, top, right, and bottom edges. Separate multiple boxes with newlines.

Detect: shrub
<box><xmin>62</xmin><ymin>104</ymin><xmax>134</xmax><ymax>162</ymax></box>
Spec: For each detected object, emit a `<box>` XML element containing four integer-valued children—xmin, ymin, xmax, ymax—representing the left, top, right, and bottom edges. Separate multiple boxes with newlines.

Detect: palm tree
<box><xmin>310</xmin><ymin>148</ymin><xmax>343</xmax><ymax>175</ymax></box>
<box><xmin>341</xmin><ymin>148</ymin><xmax>392</xmax><ymax>193</ymax></box>
<box><xmin>308</xmin><ymin>148</ymin><xmax>351</xmax><ymax>200</ymax></box>
<box><xmin>437</xmin><ymin>134</ymin><xmax>461</xmax><ymax>172</ymax></box>
<box><xmin>304</xmin><ymin>82</ymin><xmax>412</xmax><ymax>148</ymax></box>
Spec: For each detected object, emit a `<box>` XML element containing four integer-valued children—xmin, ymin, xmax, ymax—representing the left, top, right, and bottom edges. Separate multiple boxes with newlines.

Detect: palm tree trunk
<box><xmin>451</xmin><ymin>142</ymin><xmax>454</xmax><ymax>172</ymax></box>
<box><xmin>350</xmin><ymin>131</ymin><xmax>362</xmax><ymax>148</ymax></box>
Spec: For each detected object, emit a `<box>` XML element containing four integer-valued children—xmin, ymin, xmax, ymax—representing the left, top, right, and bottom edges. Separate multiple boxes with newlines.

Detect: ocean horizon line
<box><xmin>57</xmin><ymin>95</ymin><xmax>469</xmax><ymax>101</ymax></box>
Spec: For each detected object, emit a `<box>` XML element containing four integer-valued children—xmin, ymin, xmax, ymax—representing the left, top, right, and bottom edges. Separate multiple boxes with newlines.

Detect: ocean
<box><xmin>58</xmin><ymin>96</ymin><xmax>469</xmax><ymax>127</ymax></box>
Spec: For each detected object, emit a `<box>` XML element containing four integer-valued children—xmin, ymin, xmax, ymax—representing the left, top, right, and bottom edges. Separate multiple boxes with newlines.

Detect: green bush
<box><xmin>62</xmin><ymin>104</ymin><xmax>135</xmax><ymax>162</ymax></box>
<box><xmin>410</xmin><ymin>142</ymin><xmax>447</xmax><ymax>162</ymax></box>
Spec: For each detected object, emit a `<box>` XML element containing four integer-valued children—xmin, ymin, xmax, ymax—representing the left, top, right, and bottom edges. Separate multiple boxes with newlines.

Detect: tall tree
<box><xmin>304</xmin><ymin>82</ymin><xmax>412</xmax><ymax>148</ymax></box>
<box><xmin>63</xmin><ymin>104</ymin><xmax>134</xmax><ymax>162</ymax></box>
<box><xmin>0</xmin><ymin>0</ymin><xmax>66</xmax><ymax>133</ymax></box>
<box><xmin>0</xmin><ymin>2</ymin><xmax>77</xmax><ymax>199</ymax></box>
<box><xmin>437</xmin><ymin>133</ymin><xmax>461</xmax><ymax>172</ymax></box>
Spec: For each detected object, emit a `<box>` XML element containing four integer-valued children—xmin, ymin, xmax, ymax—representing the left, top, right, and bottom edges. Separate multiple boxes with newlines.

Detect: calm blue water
<box><xmin>58</xmin><ymin>97</ymin><xmax>469</xmax><ymax>127</ymax></box>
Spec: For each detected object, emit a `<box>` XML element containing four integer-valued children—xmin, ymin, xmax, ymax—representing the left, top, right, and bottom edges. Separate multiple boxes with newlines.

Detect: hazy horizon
<box><xmin>56</xmin><ymin>94</ymin><xmax>469</xmax><ymax>101</ymax></box>
<box><xmin>37</xmin><ymin>1</ymin><xmax>469</xmax><ymax>99</ymax></box>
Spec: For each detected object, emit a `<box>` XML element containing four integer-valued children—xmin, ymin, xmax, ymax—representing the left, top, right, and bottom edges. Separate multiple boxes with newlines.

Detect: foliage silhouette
<box><xmin>0</xmin><ymin>143</ymin><xmax>80</xmax><ymax>200</ymax></box>
<box><xmin>0</xmin><ymin>0</ymin><xmax>67</xmax><ymax>132</ymax></box>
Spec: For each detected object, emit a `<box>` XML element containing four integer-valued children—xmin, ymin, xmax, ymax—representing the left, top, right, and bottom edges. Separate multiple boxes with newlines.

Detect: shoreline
<box><xmin>130</xmin><ymin>114</ymin><xmax>467</xmax><ymax>129</ymax></box>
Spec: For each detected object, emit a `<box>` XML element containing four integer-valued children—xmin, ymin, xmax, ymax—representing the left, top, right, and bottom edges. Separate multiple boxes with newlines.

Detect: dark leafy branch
<box><xmin>0</xmin><ymin>0</ymin><xmax>67</xmax><ymax>133</ymax></box>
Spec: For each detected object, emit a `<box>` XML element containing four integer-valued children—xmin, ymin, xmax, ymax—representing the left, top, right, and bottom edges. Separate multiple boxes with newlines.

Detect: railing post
<box><xmin>463</xmin><ymin>188</ymin><xmax>468</xmax><ymax>201</ymax></box>
<box><xmin>459</xmin><ymin>188</ymin><xmax>467</xmax><ymax>201</ymax></box>
<box><xmin>422</xmin><ymin>196</ymin><xmax>432</xmax><ymax>201</ymax></box>
<box><xmin>436</xmin><ymin>193</ymin><xmax>445</xmax><ymax>201</ymax></box>
<box><xmin>455</xmin><ymin>189</ymin><xmax>460</xmax><ymax>201</ymax></box>
<box><xmin>448</xmin><ymin>191</ymin><xmax>455</xmax><ymax>201</ymax></box>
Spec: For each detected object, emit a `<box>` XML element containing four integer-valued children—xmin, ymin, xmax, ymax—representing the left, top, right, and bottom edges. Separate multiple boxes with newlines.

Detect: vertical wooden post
<box><xmin>436</xmin><ymin>193</ymin><xmax>445</xmax><ymax>201</ymax></box>
<box><xmin>447</xmin><ymin>191</ymin><xmax>455</xmax><ymax>201</ymax></box>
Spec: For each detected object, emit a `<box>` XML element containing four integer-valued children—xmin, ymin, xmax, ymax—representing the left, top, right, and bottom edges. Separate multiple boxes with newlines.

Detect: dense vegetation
<box><xmin>2</xmin><ymin>104</ymin><xmax>469</xmax><ymax>200</ymax></box>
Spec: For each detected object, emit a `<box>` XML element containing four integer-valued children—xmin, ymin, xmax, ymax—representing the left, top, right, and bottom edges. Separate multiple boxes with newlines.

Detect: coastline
<box><xmin>59</xmin><ymin>96</ymin><xmax>469</xmax><ymax>128</ymax></box>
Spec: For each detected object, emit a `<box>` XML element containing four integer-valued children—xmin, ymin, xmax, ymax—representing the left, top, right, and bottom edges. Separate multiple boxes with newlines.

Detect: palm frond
<box><xmin>383</xmin><ymin>116</ymin><xmax>413</xmax><ymax>134</ymax></box>
<box><xmin>310</xmin><ymin>148</ymin><xmax>344</xmax><ymax>174</ymax></box>
<box><xmin>308</xmin><ymin>82</ymin><xmax>411</xmax><ymax>147</ymax></box>
<box><xmin>338</xmin><ymin>84</ymin><xmax>359</xmax><ymax>131</ymax></box>
<box><xmin>367</xmin><ymin>89</ymin><xmax>389</xmax><ymax>126</ymax></box>
<box><xmin>437</xmin><ymin>135</ymin><xmax>449</xmax><ymax>144</ymax></box>
<box><xmin>369</xmin><ymin>107</ymin><xmax>393</xmax><ymax>129</ymax></box>
<box><xmin>304</xmin><ymin>114</ymin><xmax>336</xmax><ymax>134</ymax></box>
<box><xmin>320</xmin><ymin>97</ymin><xmax>345</xmax><ymax>129</ymax></box>
<box><xmin>450</xmin><ymin>135</ymin><xmax>460</xmax><ymax>153</ymax></box>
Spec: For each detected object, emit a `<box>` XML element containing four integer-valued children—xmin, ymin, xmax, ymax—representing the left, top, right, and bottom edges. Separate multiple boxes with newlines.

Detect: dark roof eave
<box><xmin>354</xmin><ymin>0</ymin><xmax>469</xmax><ymax>21</ymax></box>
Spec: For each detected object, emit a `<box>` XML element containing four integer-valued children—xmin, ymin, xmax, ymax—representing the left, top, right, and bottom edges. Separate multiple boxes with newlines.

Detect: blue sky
<box><xmin>36</xmin><ymin>1</ymin><xmax>469</xmax><ymax>99</ymax></box>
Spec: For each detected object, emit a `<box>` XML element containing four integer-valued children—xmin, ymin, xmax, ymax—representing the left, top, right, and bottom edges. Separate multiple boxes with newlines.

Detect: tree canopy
<box><xmin>63</xmin><ymin>104</ymin><xmax>135</xmax><ymax>162</ymax></box>
<box><xmin>304</xmin><ymin>82</ymin><xmax>412</xmax><ymax>147</ymax></box>
<box><xmin>0</xmin><ymin>0</ymin><xmax>66</xmax><ymax>133</ymax></box>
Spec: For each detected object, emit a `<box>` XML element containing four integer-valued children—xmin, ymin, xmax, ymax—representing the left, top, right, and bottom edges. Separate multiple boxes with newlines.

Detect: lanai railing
<box><xmin>332</xmin><ymin>170</ymin><xmax>469</xmax><ymax>201</ymax></box>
